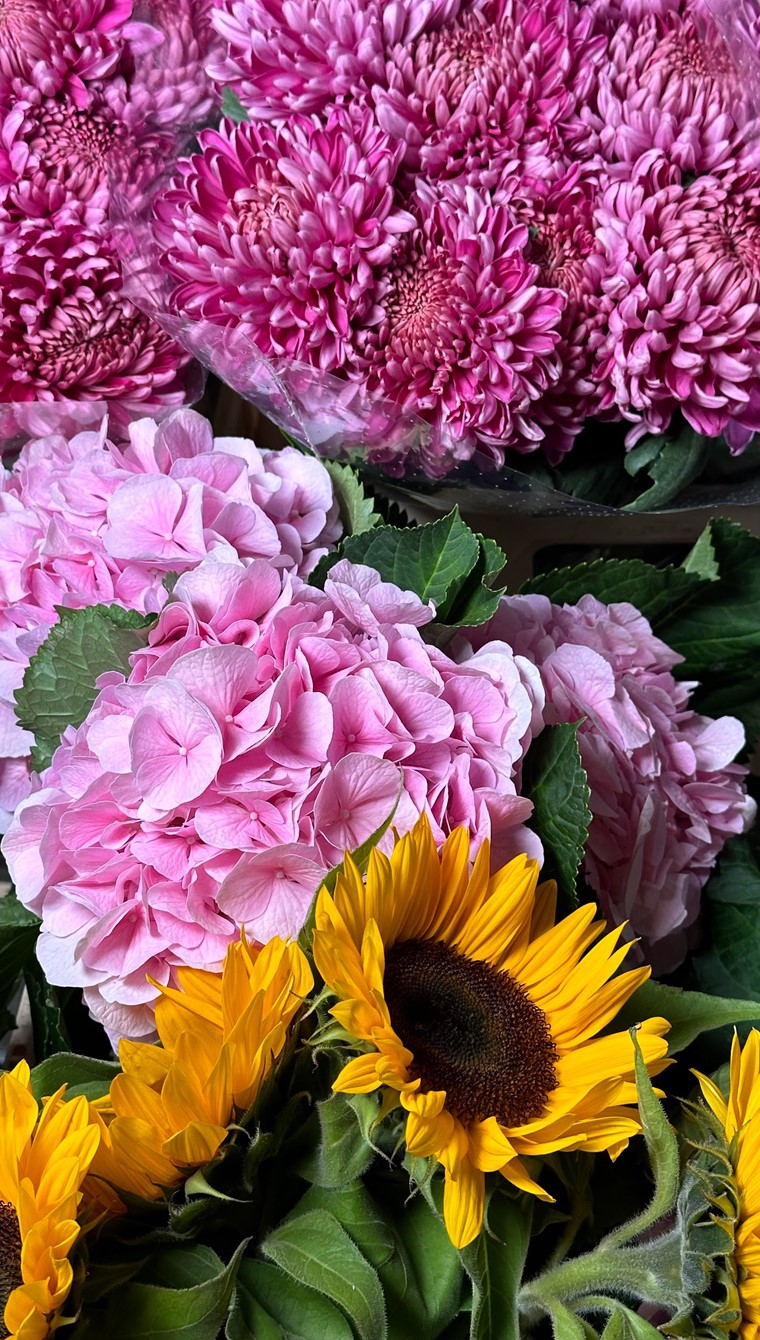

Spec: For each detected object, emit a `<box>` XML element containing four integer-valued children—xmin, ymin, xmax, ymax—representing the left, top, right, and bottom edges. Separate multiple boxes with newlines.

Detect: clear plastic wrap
<box><xmin>111</xmin><ymin>0</ymin><xmax>760</xmax><ymax>514</ymax></box>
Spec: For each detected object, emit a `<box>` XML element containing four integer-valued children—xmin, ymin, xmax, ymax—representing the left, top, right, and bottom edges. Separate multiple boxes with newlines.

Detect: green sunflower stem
<box><xmin>519</xmin><ymin>1228</ymin><xmax>686</xmax><ymax>1322</ymax></box>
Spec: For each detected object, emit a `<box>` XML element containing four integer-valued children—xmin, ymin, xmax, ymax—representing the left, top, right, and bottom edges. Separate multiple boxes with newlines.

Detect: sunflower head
<box><xmin>88</xmin><ymin>935</ymin><xmax>313</xmax><ymax>1202</ymax></box>
<box><xmin>0</xmin><ymin>1060</ymin><xmax>99</xmax><ymax>1340</ymax></box>
<box><xmin>695</xmin><ymin>1031</ymin><xmax>760</xmax><ymax>1339</ymax></box>
<box><xmin>312</xmin><ymin>815</ymin><xmax>670</xmax><ymax>1249</ymax></box>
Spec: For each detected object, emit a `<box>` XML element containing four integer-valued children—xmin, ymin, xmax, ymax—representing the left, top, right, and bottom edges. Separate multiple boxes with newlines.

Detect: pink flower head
<box><xmin>587</xmin><ymin>8</ymin><xmax>757</xmax><ymax>176</ymax></box>
<box><xmin>593</xmin><ymin>166</ymin><xmax>760</xmax><ymax>445</ymax></box>
<box><xmin>374</xmin><ymin>0</ymin><xmax>605</xmax><ymax>184</ymax></box>
<box><xmin>0</xmin><ymin>219</ymin><xmax>191</xmax><ymax>423</ymax></box>
<box><xmin>208</xmin><ymin>0</ymin><xmax>460</xmax><ymax>120</ymax></box>
<box><xmin>474</xmin><ymin>592</ymin><xmax>755</xmax><ymax>972</ymax></box>
<box><xmin>0</xmin><ymin>409</ymin><xmax>341</xmax><ymax>834</ymax></box>
<box><xmin>154</xmin><ymin>108</ymin><xmax>415</xmax><ymax>371</ymax></box>
<box><xmin>125</xmin><ymin>0</ymin><xmax>220</xmax><ymax>130</ymax></box>
<box><xmin>4</xmin><ymin>558</ymin><xmax>540</xmax><ymax>1039</ymax></box>
<box><xmin>0</xmin><ymin>0</ymin><xmax>134</xmax><ymax>107</ymax></box>
<box><xmin>351</xmin><ymin>182</ymin><xmax>566</xmax><ymax>462</ymax></box>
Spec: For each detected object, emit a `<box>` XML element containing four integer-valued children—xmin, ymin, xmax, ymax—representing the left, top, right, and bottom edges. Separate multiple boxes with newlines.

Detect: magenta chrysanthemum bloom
<box><xmin>470</xmin><ymin>592</ymin><xmax>755</xmax><ymax>972</ymax></box>
<box><xmin>125</xmin><ymin>0</ymin><xmax>220</xmax><ymax>129</ymax></box>
<box><xmin>0</xmin><ymin>0</ymin><xmax>134</xmax><ymax>106</ymax></box>
<box><xmin>593</xmin><ymin>167</ymin><xmax>760</xmax><ymax>445</ymax></box>
<box><xmin>586</xmin><ymin>8</ymin><xmax>755</xmax><ymax>175</ymax></box>
<box><xmin>351</xmin><ymin>183</ymin><xmax>565</xmax><ymax>461</ymax></box>
<box><xmin>0</xmin><ymin>219</ymin><xmax>191</xmax><ymax>419</ymax></box>
<box><xmin>154</xmin><ymin>108</ymin><xmax>414</xmax><ymax>369</ymax></box>
<box><xmin>208</xmin><ymin>0</ymin><xmax>459</xmax><ymax>120</ymax></box>
<box><xmin>4</xmin><ymin>557</ymin><xmax>540</xmax><ymax>1040</ymax></box>
<box><xmin>375</xmin><ymin>0</ymin><xmax>605</xmax><ymax>185</ymax></box>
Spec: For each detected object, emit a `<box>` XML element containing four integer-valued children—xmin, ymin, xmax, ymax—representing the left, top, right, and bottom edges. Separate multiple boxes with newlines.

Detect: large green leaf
<box><xmin>15</xmin><ymin>604</ymin><xmax>156</xmax><ymax>771</ymax></box>
<box><xmin>664</xmin><ymin>520</ymin><xmax>760</xmax><ymax>673</ymax></box>
<box><xmin>459</xmin><ymin>1190</ymin><xmax>532</xmax><ymax>1340</ymax></box>
<box><xmin>227</xmin><ymin>1260</ymin><xmax>354</xmax><ymax>1340</ymax></box>
<box><xmin>324</xmin><ymin>462</ymin><xmax>381</xmax><ymax>536</ymax></box>
<box><xmin>521</xmin><ymin>724</ymin><xmax>591</xmax><ymax>913</ymax></box>
<box><xmin>613</xmin><ymin>979</ymin><xmax>760</xmax><ymax>1054</ymax></box>
<box><xmin>521</xmin><ymin>559</ymin><xmax>703</xmax><ymax>631</ymax></box>
<box><xmin>691</xmin><ymin>837</ymin><xmax>760</xmax><ymax>1003</ymax></box>
<box><xmin>30</xmin><ymin>1052</ymin><xmax>120</xmax><ymax>1103</ymax></box>
<box><xmin>262</xmin><ymin>1207</ymin><xmax>386</xmax><ymax>1340</ymax></box>
<box><xmin>23</xmin><ymin>954</ymin><xmax>69</xmax><ymax>1059</ymax></box>
<box><xmin>99</xmin><ymin>1242</ymin><xmax>246</xmax><ymax>1340</ymax></box>
<box><xmin>623</xmin><ymin>428</ymin><xmax>711</xmax><ymax>512</ymax></box>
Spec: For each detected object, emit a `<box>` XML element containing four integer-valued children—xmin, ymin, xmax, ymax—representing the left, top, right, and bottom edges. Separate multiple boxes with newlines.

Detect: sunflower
<box><xmin>695</xmin><ymin>1031</ymin><xmax>760</xmax><ymax>1338</ymax></box>
<box><xmin>88</xmin><ymin>935</ymin><xmax>313</xmax><ymax>1202</ymax></box>
<box><xmin>0</xmin><ymin>1060</ymin><xmax>99</xmax><ymax>1340</ymax></box>
<box><xmin>312</xmin><ymin>816</ymin><xmax>671</xmax><ymax>1249</ymax></box>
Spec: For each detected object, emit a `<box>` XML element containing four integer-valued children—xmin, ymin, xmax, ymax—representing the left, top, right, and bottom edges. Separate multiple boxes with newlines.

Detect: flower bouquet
<box><xmin>0</xmin><ymin>406</ymin><xmax>758</xmax><ymax>1335</ymax></box>
<box><xmin>109</xmin><ymin>0</ymin><xmax>760</xmax><ymax>514</ymax></box>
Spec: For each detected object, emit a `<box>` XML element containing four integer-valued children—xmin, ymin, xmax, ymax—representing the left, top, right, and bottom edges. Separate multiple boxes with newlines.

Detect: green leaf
<box><xmin>263</xmin><ymin>1208</ymin><xmax>387</xmax><ymax>1340</ymax></box>
<box><xmin>601</xmin><ymin>1305</ymin><xmax>664</xmax><ymax>1339</ymax></box>
<box><xmin>690</xmin><ymin>659</ymin><xmax>760</xmax><ymax>752</ymax></box>
<box><xmin>459</xmin><ymin>1189</ymin><xmax>532</xmax><ymax>1340</ymax></box>
<box><xmin>324</xmin><ymin>462</ymin><xmax>381</xmax><ymax>536</ymax></box>
<box><xmin>545</xmin><ymin>1299</ymin><xmax>594</xmax><ymax>1339</ymax></box>
<box><xmin>613</xmin><ymin>979</ymin><xmax>760</xmax><ymax>1054</ymax></box>
<box><xmin>228</xmin><ymin>1260</ymin><xmax>354</xmax><ymax>1340</ymax></box>
<box><xmin>623</xmin><ymin>429</ymin><xmax>710</xmax><ymax>512</ymax></box>
<box><xmin>220</xmin><ymin>87</ymin><xmax>249</xmax><ymax>123</ymax></box>
<box><xmin>391</xmin><ymin>1194</ymin><xmax>463</xmax><ymax>1338</ymax></box>
<box><xmin>601</xmin><ymin>1030</ymin><xmax>679</xmax><ymax>1248</ymax></box>
<box><xmin>0</xmin><ymin>890</ymin><xmax>39</xmax><ymax>1030</ymax></box>
<box><xmin>665</xmin><ymin>520</ymin><xmax>760</xmax><ymax>673</ymax></box>
<box><xmin>682</xmin><ymin>526</ymin><xmax>720</xmax><ymax>581</ymax></box>
<box><xmin>294</xmin><ymin>1095</ymin><xmax>376</xmax><ymax>1188</ymax></box>
<box><xmin>691</xmin><ymin>838</ymin><xmax>760</xmax><ymax>1002</ymax></box>
<box><xmin>101</xmin><ymin>1242</ymin><xmax>246</xmax><ymax>1340</ymax></box>
<box><xmin>24</xmin><ymin>954</ymin><xmax>69</xmax><ymax>1060</ymax></box>
<box><xmin>521</xmin><ymin>724</ymin><xmax>591</xmax><ymax>913</ymax></box>
<box><xmin>15</xmin><ymin>604</ymin><xmax>156</xmax><ymax>771</ymax></box>
<box><xmin>30</xmin><ymin>1053</ymin><xmax>120</xmax><ymax>1103</ymax></box>
<box><xmin>521</xmin><ymin>559</ymin><xmax>704</xmax><ymax>633</ymax></box>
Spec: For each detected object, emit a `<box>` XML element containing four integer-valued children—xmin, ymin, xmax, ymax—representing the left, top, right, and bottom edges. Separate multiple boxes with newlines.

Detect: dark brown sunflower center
<box><xmin>384</xmin><ymin>939</ymin><xmax>558</xmax><ymax>1128</ymax></box>
<box><xmin>0</xmin><ymin>1201</ymin><xmax>22</xmax><ymax>1339</ymax></box>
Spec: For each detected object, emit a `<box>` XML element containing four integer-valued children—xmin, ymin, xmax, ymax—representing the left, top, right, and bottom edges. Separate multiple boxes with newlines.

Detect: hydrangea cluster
<box><xmin>3</xmin><ymin>558</ymin><xmax>542</xmax><ymax>1040</ymax></box>
<box><xmin>0</xmin><ymin>0</ymin><xmax>219</xmax><ymax>414</ymax></box>
<box><xmin>470</xmin><ymin>592</ymin><xmax>756</xmax><ymax>971</ymax></box>
<box><xmin>0</xmin><ymin>408</ymin><xmax>341</xmax><ymax>829</ymax></box>
<box><xmin>152</xmin><ymin>0</ymin><xmax>760</xmax><ymax>466</ymax></box>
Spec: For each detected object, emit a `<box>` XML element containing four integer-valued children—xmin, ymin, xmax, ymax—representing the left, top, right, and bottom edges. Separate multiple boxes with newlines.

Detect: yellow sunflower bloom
<box><xmin>0</xmin><ymin>1060</ymin><xmax>99</xmax><ymax>1340</ymax></box>
<box><xmin>312</xmin><ymin>815</ymin><xmax>671</xmax><ymax>1249</ymax></box>
<box><xmin>695</xmin><ymin>1030</ymin><xmax>760</xmax><ymax>1339</ymax></box>
<box><xmin>88</xmin><ymin>935</ymin><xmax>313</xmax><ymax>1202</ymax></box>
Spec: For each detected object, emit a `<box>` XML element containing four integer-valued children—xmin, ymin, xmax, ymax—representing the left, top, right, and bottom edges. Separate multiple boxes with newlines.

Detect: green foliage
<box><xmin>691</xmin><ymin>837</ymin><xmax>760</xmax><ymax>1005</ymax></box>
<box><xmin>324</xmin><ymin>462</ymin><xmax>382</xmax><ymax>536</ymax></box>
<box><xmin>665</xmin><ymin>520</ymin><xmax>760</xmax><ymax>673</ymax></box>
<box><xmin>623</xmin><ymin>428</ymin><xmax>711</xmax><ymax>512</ymax></box>
<box><xmin>220</xmin><ymin>87</ymin><xmax>249</xmax><ymax>123</ymax></box>
<box><xmin>460</xmin><ymin>1190</ymin><xmax>532</xmax><ymax>1340</ymax></box>
<box><xmin>30</xmin><ymin>1052</ymin><xmax>120</xmax><ymax>1103</ymax></box>
<box><xmin>614</xmin><ymin>978</ymin><xmax>760</xmax><ymax>1053</ymax></box>
<box><xmin>15</xmin><ymin>604</ymin><xmax>156</xmax><ymax>771</ymax></box>
<box><xmin>0</xmin><ymin>890</ymin><xmax>40</xmax><ymax>1038</ymax></box>
<box><xmin>310</xmin><ymin>509</ymin><xmax>506</xmax><ymax>629</ymax></box>
<box><xmin>23</xmin><ymin>953</ymin><xmax>69</xmax><ymax>1059</ymax></box>
<box><xmin>294</xmin><ymin>1095</ymin><xmax>378</xmax><ymax>1188</ymax></box>
<box><xmin>227</xmin><ymin>1260</ymin><xmax>354</xmax><ymax>1340</ymax></box>
<box><xmin>262</xmin><ymin>1208</ymin><xmax>387</xmax><ymax>1340</ymax></box>
<box><xmin>521</xmin><ymin>557</ymin><xmax>703</xmax><ymax>630</ymax></box>
<box><xmin>521</xmin><ymin>724</ymin><xmax>591</xmax><ymax>913</ymax></box>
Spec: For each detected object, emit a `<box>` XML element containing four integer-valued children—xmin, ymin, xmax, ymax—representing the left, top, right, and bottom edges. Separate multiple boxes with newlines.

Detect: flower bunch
<box><xmin>0</xmin><ymin>407</ymin><xmax>341</xmax><ymax>828</ymax></box>
<box><xmin>0</xmin><ymin>0</ymin><xmax>219</xmax><ymax>416</ymax></box>
<box><xmin>148</xmin><ymin>0</ymin><xmax>760</xmax><ymax>469</ymax></box>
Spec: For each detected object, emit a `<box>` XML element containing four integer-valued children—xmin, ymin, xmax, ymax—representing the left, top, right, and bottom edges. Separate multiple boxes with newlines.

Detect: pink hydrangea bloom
<box><xmin>471</xmin><ymin>592</ymin><xmax>755</xmax><ymax>972</ymax></box>
<box><xmin>350</xmin><ymin>182</ymin><xmax>566</xmax><ymax>461</ymax></box>
<box><xmin>593</xmin><ymin>166</ymin><xmax>760</xmax><ymax>446</ymax></box>
<box><xmin>4</xmin><ymin>558</ymin><xmax>541</xmax><ymax>1041</ymax></box>
<box><xmin>0</xmin><ymin>408</ymin><xmax>341</xmax><ymax>830</ymax></box>
<box><xmin>154</xmin><ymin>108</ymin><xmax>414</xmax><ymax>370</ymax></box>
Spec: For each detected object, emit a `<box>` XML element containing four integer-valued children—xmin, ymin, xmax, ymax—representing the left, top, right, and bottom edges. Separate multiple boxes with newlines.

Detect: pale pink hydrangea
<box><xmin>4</xmin><ymin>558</ymin><xmax>542</xmax><ymax>1041</ymax></box>
<box><xmin>0</xmin><ymin>408</ymin><xmax>341</xmax><ymax>830</ymax></box>
<box><xmin>471</xmin><ymin>592</ymin><xmax>755</xmax><ymax>972</ymax></box>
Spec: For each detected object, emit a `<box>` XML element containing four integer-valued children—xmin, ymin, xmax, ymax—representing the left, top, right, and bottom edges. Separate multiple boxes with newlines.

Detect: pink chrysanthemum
<box><xmin>593</xmin><ymin>167</ymin><xmax>760</xmax><ymax>445</ymax></box>
<box><xmin>154</xmin><ymin>108</ymin><xmax>414</xmax><ymax>370</ymax></box>
<box><xmin>0</xmin><ymin>219</ymin><xmax>192</xmax><ymax>421</ymax></box>
<box><xmin>0</xmin><ymin>0</ymin><xmax>134</xmax><ymax>106</ymax></box>
<box><xmin>125</xmin><ymin>0</ymin><xmax>220</xmax><ymax>129</ymax></box>
<box><xmin>586</xmin><ymin>8</ymin><xmax>756</xmax><ymax>175</ymax></box>
<box><xmin>351</xmin><ymin>182</ymin><xmax>565</xmax><ymax>461</ymax></box>
<box><xmin>4</xmin><ymin>558</ymin><xmax>541</xmax><ymax>1040</ymax></box>
<box><xmin>208</xmin><ymin>0</ymin><xmax>460</xmax><ymax>121</ymax></box>
<box><xmin>375</xmin><ymin>0</ymin><xmax>605</xmax><ymax>185</ymax></box>
<box><xmin>469</xmin><ymin>592</ymin><xmax>755</xmax><ymax>972</ymax></box>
